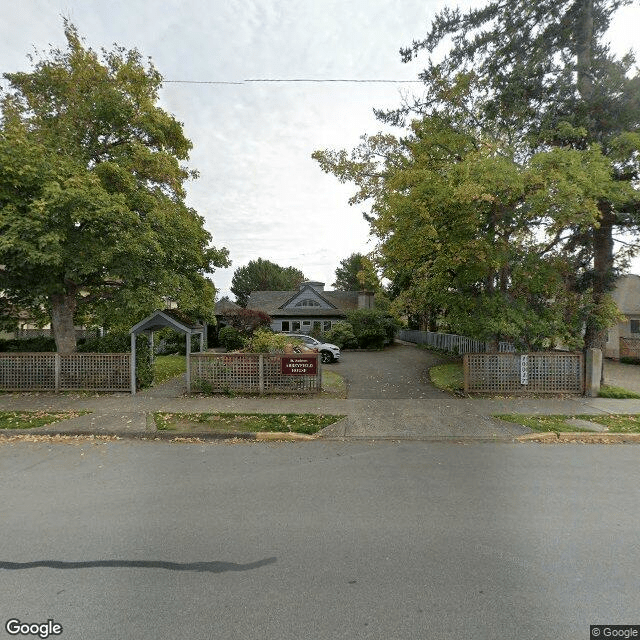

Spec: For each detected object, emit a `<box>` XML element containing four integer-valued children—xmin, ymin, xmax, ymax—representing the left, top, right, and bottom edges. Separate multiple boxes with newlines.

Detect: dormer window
<box><xmin>295</xmin><ymin>299</ymin><xmax>321</xmax><ymax>307</ymax></box>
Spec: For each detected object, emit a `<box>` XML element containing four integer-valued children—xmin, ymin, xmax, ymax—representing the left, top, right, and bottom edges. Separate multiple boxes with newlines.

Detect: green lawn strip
<box><xmin>598</xmin><ymin>385</ymin><xmax>640</xmax><ymax>399</ymax></box>
<box><xmin>321</xmin><ymin>370</ymin><xmax>347</xmax><ymax>397</ymax></box>
<box><xmin>153</xmin><ymin>355</ymin><xmax>187</xmax><ymax>385</ymax></box>
<box><xmin>154</xmin><ymin>412</ymin><xmax>345</xmax><ymax>435</ymax></box>
<box><xmin>0</xmin><ymin>410</ymin><xmax>91</xmax><ymax>430</ymax></box>
<box><xmin>429</xmin><ymin>363</ymin><xmax>464</xmax><ymax>393</ymax></box>
<box><xmin>494</xmin><ymin>413</ymin><xmax>640</xmax><ymax>433</ymax></box>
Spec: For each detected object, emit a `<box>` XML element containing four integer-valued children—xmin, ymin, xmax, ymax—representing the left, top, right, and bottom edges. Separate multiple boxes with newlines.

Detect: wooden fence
<box><xmin>0</xmin><ymin>353</ymin><xmax>130</xmax><ymax>392</ymax></box>
<box><xmin>190</xmin><ymin>353</ymin><xmax>322</xmax><ymax>394</ymax></box>
<box><xmin>463</xmin><ymin>352</ymin><xmax>584</xmax><ymax>394</ymax></box>
<box><xmin>397</xmin><ymin>330</ymin><xmax>487</xmax><ymax>354</ymax></box>
<box><xmin>620</xmin><ymin>337</ymin><xmax>640</xmax><ymax>360</ymax></box>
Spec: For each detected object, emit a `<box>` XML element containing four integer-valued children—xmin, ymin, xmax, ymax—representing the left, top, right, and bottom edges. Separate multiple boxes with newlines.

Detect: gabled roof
<box><xmin>246</xmin><ymin>289</ymin><xmax>361</xmax><ymax>317</ymax></box>
<box><xmin>278</xmin><ymin>284</ymin><xmax>338</xmax><ymax>310</ymax></box>
<box><xmin>130</xmin><ymin>309</ymin><xmax>204</xmax><ymax>335</ymax></box>
<box><xmin>214</xmin><ymin>299</ymin><xmax>242</xmax><ymax>314</ymax></box>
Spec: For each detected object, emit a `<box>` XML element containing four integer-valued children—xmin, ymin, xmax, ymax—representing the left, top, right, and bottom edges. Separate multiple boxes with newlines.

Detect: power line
<box><xmin>163</xmin><ymin>78</ymin><xmax>422</xmax><ymax>85</ymax></box>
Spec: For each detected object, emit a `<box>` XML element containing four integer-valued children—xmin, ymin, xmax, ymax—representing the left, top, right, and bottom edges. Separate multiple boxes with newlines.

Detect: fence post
<box><xmin>463</xmin><ymin>354</ymin><xmax>469</xmax><ymax>394</ymax></box>
<box><xmin>54</xmin><ymin>354</ymin><xmax>61</xmax><ymax>393</ymax></box>
<box><xmin>259</xmin><ymin>355</ymin><xmax>264</xmax><ymax>394</ymax></box>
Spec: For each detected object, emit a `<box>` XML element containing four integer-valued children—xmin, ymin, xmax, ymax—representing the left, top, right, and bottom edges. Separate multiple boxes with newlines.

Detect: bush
<box><xmin>0</xmin><ymin>336</ymin><xmax>57</xmax><ymax>352</ymax></box>
<box><xmin>620</xmin><ymin>356</ymin><xmax>640</xmax><ymax>365</ymax></box>
<box><xmin>79</xmin><ymin>331</ymin><xmax>152</xmax><ymax>389</ymax></box>
<box><xmin>324</xmin><ymin>322</ymin><xmax>358</xmax><ymax>349</ymax></box>
<box><xmin>346</xmin><ymin>309</ymin><xmax>399</xmax><ymax>349</ymax></box>
<box><xmin>154</xmin><ymin>328</ymin><xmax>201</xmax><ymax>355</ymax></box>
<box><xmin>218</xmin><ymin>326</ymin><xmax>245</xmax><ymax>351</ymax></box>
<box><xmin>243</xmin><ymin>329</ymin><xmax>304</xmax><ymax>353</ymax></box>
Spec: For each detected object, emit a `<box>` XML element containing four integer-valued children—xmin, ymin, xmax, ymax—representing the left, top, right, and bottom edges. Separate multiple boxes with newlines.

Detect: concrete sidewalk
<box><xmin>3</xmin><ymin>388</ymin><xmax>640</xmax><ymax>441</ymax></box>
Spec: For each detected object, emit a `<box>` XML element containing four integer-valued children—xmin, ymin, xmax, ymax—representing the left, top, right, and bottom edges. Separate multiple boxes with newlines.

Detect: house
<box><xmin>605</xmin><ymin>274</ymin><xmax>640</xmax><ymax>359</ymax></box>
<box><xmin>246</xmin><ymin>280</ymin><xmax>374</xmax><ymax>334</ymax></box>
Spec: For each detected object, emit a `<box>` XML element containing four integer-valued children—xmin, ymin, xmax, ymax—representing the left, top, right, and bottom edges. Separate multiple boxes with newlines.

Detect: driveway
<box><xmin>332</xmin><ymin>341</ymin><xmax>452</xmax><ymax>399</ymax></box>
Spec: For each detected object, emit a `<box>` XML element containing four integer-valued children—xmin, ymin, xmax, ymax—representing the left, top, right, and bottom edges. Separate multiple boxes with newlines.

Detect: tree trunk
<box><xmin>576</xmin><ymin>0</ymin><xmax>594</xmax><ymax>103</ymax></box>
<box><xmin>50</xmin><ymin>291</ymin><xmax>78</xmax><ymax>354</ymax></box>
<box><xmin>583</xmin><ymin>205</ymin><xmax>615</xmax><ymax>383</ymax></box>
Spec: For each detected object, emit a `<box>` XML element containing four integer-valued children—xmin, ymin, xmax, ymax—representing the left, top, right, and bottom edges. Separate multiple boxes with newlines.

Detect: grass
<box><xmin>429</xmin><ymin>363</ymin><xmax>464</xmax><ymax>393</ymax></box>
<box><xmin>0</xmin><ymin>410</ymin><xmax>90</xmax><ymax>430</ymax></box>
<box><xmin>153</xmin><ymin>412</ymin><xmax>345</xmax><ymax>435</ymax></box>
<box><xmin>321</xmin><ymin>370</ymin><xmax>347</xmax><ymax>397</ymax></box>
<box><xmin>153</xmin><ymin>355</ymin><xmax>187</xmax><ymax>385</ymax></box>
<box><xmin>598</xmin><ymin>384</ymin><xmax>640</xmax><ymax>399</ymax></box>
<box><xmin>494</xmin><ymin>413</ymin><xmax>640</xmax><ymax>433</ymax></box>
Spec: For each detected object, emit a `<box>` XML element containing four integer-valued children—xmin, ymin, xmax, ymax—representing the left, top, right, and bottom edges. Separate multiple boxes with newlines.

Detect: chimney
<box><xmin>358</xmin><ymin>291</ymin><xmax>374</xmax><ymax>309</ymax></box>
<box><xmin>300</xmin><ymin>281</ymin><xmax>324</xmax><ymax>291</ymax></box>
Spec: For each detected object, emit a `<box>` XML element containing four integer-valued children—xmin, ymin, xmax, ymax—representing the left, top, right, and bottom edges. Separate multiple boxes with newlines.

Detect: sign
<box><xmin>281</xmin><ymin>355</ymin><xmax>318</xmax><ymax>376</ymax></box>
<box><xmin>520</xmin><ymin>354</ymin><xmax>529</xmax><ymax>385</ymax></box>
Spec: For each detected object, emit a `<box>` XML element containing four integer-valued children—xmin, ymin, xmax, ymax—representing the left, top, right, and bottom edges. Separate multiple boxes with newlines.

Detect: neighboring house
<box><xmin>246</xmin><ymin>280</ymin><xmax>374</xmax><ymax>334</ymax></box>
<box><xmin>605</xmin><ymin>274</ymin><xmax>640</xmax><ymax>359</ymax></box>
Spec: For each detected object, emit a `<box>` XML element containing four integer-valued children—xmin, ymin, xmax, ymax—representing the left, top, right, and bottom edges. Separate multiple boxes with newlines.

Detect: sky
<box><xmin>1</xmin><ymin>0</ymin><xmax>639</xmax><ymax>300</ymax></box>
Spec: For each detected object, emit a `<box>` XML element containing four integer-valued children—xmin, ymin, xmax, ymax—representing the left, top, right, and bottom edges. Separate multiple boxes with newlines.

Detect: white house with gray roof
<box><xmin>246</xmin><ymin>281</ymin><xmax>374</xmax><ymax>334</ymax></box>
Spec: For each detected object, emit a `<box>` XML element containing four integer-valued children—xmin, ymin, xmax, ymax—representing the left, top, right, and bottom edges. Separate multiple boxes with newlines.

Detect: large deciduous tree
<box><xmin>231</xmin><ymin>258</ymin><xmax>305</xmax><ymax>307</ymax></box>
<box><xmin>332</xmin><ymin>253</ymin><xmax>380</xmax><ymax>291</ymax></box>
<box><xmin>0</xmin><ymin>22</ymin><xmax>229</xmax><ymax>353</ymax></box>
<box><xmin>379</xmin><ymin>0</ymin><xmax>640</xmax><ymax>355</ymax></box>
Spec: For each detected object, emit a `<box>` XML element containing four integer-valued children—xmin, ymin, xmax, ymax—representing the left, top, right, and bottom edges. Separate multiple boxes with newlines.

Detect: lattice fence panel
<box><xmin>59</xmin><ymin>353</ymin><xmax>130</xmax><ymax>391</ymax></box>
<box><xmin>191</xmin><ymin>353</ymin><xmax>321</xmax><ymax>394</ymax></box>
<box><xmin>0</xmin><ymin>353</ymin><xmax>56</xmax><ymax>390</ymax></box>
<box><xmin>262</xmin><ymin>354</ymin><xmax>321</xmax><ymax>393</ymax></box>
<box><xmin>464</xmin><ymin>352</ymin><xmax>583</xmax><ymax>394</ymax></box>
<box><xmin>620</xmin><ymin>337</ymin><xmax>640</xmax><ymax>359</ymax></box>
<box><xmin>192</xmin><ymin>354</ymin><xmax>261</xmax><ymax>392</ymax></box>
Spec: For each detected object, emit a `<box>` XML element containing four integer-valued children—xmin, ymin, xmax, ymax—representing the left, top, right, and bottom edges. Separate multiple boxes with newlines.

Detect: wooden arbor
<box><xmin>129</xmin><ymin>309</ymin><xmax>205</xmax><ymax>395</ymax></box>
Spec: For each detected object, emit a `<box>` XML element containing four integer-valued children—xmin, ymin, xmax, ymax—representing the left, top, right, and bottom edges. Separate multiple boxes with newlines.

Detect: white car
<box><xmin>284</xmin><ymin>334</ymin><xmax>341</xmax><ymax>364</ymax></box>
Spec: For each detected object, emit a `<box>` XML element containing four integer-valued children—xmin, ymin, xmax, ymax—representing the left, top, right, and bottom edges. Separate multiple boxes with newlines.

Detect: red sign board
<box><xmin>281</xmin><ymin>355</ymin><xmax>318</xmax><ymax>376</ymax></box>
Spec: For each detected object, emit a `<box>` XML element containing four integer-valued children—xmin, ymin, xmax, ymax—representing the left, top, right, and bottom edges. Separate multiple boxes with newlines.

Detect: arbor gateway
<box><xmin>314</xmin><ymin>0</ymin><xmax>640</xmax><ymax>356</ymax></box>
<box><xmin>0</xmin><ymin>22</ymin><xmax>229</xmax><ymax>354</ymax></box>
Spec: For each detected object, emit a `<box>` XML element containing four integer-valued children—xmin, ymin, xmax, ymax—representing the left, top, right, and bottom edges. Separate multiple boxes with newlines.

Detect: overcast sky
<box><xmin>2</xmin><ymin>1</ymin><xmax>639</xmax><ymax>300</ymax></box>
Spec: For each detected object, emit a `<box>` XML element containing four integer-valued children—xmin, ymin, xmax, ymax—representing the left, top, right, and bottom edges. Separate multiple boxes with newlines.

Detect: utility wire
<box><xmin>163</xmin><ymin>78</ymin><xmax>422</xmax><ymax>84</ymax></box>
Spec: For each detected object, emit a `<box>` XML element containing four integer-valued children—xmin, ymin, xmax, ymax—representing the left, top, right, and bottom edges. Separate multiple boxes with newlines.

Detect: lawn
<box><xmin>0</xmin><ymin>411</ymin><xmax>90</xmax><ymax>430</ymax></box>
<box><xmin>429</xmin><ymin>363</ymin><xmax>464</xmax><ymax>393</ymax></box>
<box><xmin>154</xmin><ymin>412</ymin><xmax>344</xmax><ymax>435</ymax></box>
<box><xmin>153</xmin><ymin>355</ymin><xmax>186</xmax><ymax>385</ymax></box>
<box><xmin>494</xmin><ymin>413</ymin><xmax>640</xmax><ymax>433</ymax></box>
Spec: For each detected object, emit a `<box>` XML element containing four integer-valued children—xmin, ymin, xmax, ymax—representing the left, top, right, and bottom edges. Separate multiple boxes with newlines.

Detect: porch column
<box><xmin>186</xmin><ymin>331</ymin><xmax>191</xmax><ymax>394</ymax></box>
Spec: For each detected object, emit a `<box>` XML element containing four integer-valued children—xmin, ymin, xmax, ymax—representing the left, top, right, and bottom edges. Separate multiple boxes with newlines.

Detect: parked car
<box><xmin>284</xmin><ymin>334</ymin><xmax>341</xmax><ymax>364</ymax></box>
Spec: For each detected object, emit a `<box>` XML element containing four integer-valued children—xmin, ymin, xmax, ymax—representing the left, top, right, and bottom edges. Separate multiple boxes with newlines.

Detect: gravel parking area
<box><xmin>332</xmin><ymin>341</ymin><xmax>452</xmax><ymax>399</ymax></box>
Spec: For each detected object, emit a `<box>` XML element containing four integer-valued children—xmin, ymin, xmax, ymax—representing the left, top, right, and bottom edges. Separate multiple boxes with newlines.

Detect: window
<box><xmin>323</xmin><ymin>320</ymin><xmax>332</xmax><ymax>331</ymax></box>
<box><xmin>302</xmin><ymin>320</ymin><xmax>311</xmax><ymax>327</ymax></box>
<box><xmin>631</xmin><ymin>319</ymin><xmax>640</xmax><ymax>334</ymax></box>
<box><xmin>292</xmin><ymin>321</ymin><xmax>300</xmax><ymax>332</ymax></box>
<box><xmin>295</xmin><ymin>299</ymin><xmax>321</xmax><ymax>307</ymax></box>
<box><xmin>281</xmin><ymin>321</ymin><xmax>290</xmax><ymax>332</ymax></box>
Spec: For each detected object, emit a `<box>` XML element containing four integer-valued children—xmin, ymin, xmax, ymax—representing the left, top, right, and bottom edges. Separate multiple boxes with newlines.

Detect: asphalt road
<box><xmin>1</xmin><ymin>438</ymin><xmax>638</xmax><ymax>640</ymax></box>
<box><xmin>335</xmin><ymin>342</ymin><xmax>451</xmax><ymax>399</ymax></box>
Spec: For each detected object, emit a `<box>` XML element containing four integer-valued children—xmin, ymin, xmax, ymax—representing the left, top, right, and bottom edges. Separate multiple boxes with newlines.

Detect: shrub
<box><xmin>324</xmin><ymin>322</ymin><xmax>358</xmax><ymax>349</ymax></box>
<box><xmin>79</xmin><ymin>331</ymin><xmax>152</xmax><ymax>389</ymax></box>
<box><xmin>243</xmin><ymin>329</ymin><xmax>304</xmax><ymax>353</ymax></box>
<box><xmin>218</xmin><ymin>326</ymin><xmax>245</xmax><ymax>351</ymax></box>
<box><xmin>0</xmin><ymin>336</ymin><xmax>57</xmax><ymax>352</ymax></box>
<box><xmin>154</xmin><ymin>328</ymin><xmax>201</xmax><ymax>355</ymax></box>
<box><xmin>620</xmin><ymin>356</ymin><xmax>640</xmax><ymax>365</ymax></box>
<box><xmin>346</xmin><ymin>309</ymin><xmax>399</xmax><ymax>349</ymax></box>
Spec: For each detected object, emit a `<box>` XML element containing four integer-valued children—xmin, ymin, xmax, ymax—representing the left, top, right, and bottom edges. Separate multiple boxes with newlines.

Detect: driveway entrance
<box><xmin>334</xmin><ymin>341</ymin><xmax>452</xmax><ymax>399</ymax></box>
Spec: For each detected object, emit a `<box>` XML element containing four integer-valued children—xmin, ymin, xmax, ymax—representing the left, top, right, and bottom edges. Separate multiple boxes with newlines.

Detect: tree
<box><xmin>314</xmin><ymin>110</ymin><xmax>630</xmax><ymax>349</ymax></box>
<box><xmin>378</xmin><ymin>0</ymin><xmax>640</xmax><ymax>356</ymax></box>
<box><xmin>0</xmin><ymin>22</ymin><xmax>229</xmax><ymax>353</ymax></box>
<box><xmin>332</xmin><ymin>253</ymin><xmax>380</xmax><ymax>291</ymax></box>
<box><xmin>231</xmin><ymin>258</ymin><xmax>305</xmax><ymax>307</ymax></box>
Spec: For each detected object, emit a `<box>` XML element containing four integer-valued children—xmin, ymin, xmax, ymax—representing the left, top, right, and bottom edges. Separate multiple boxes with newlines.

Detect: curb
<box><xmin>516</xmin><ymin>432</ymin><xmax>640</xmax><ymax>443</ymax></box>
<box><xmin>0</xmin><ymin>429</ymin><xmax>317</xmax><ymax>442</ymax></box>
